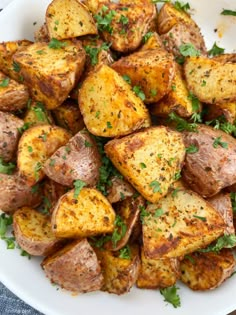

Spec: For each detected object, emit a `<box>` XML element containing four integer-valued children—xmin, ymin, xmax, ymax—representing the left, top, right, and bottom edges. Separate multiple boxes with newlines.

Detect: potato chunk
<box><xmin>13</xmin><ymin>41</ymin><xmax>86</xmax><ymax>109</ymax></box>
<box><xmin>42</xmin><ymin>239</ymin><xmax>104</xmax><ymax>292</ymax></box>
<box><xmin>137</xmin><ymin>249</ymin><xmax>179</xmax><ymax>289</ymax></box>
<box><xmin>106</xmin><ymin>176</ymin><xmax>135</xmax><ymax>204</ymax></box>
<box><xmin>17</xmin><ymin>125</ymin><xmax>71</xmax><ymax>186</ymax></box>
<box><xmin>105</xmin><ymin>126</ymin><xmax>185</xmax><ymax>203</ymax></box>
<box><xmin>112</xmin><ymin>48</ymin><xmax>175</xmax><ymax>104</ymax></box>
<box><xmin>51</xmin><ymin>188</ymin><xmax>115</xmax><ymax>238</ymax></box>
<box><xmin>142</xmin><ymin>189</ymin><xmax>225</xmax><ymax>259</ymax></box>
<box><xmin>180</xmin><ymin>249</ymin><xmax>235</xmax><ymax>290</ymax></box>
<box><xmin>46</xmin><ymin>0</ymin><xmax>97</xmax><ymax>40</ymax></box>
<box><xmin>95</xmin><ymin>245</ymin><xmax>140</xmax><ymax>295</ymax></box>
<box><xmin>184</xmin><ymin>56</ymin><xmax>236</xmax><ymax>104</ymax></box>
<box><xmin>13</xmin><ymin>207</ymin><xmax>62</xmax><ymax>256</ymax></box>
<box><xmin>23</xmin><ymin>101</ymin><xmax>54</xmax><ymax>127</ymax></box>
<box><xmin>0</xmin><ymin>71</ymin><xmax>29</xmax><ymax>112</ymax></box>
<box><xmin>79</xmin><ymin>65</ymin><xmax>150</xmax><ymax>137</ymax></box>
<box><xmin>204</xmin><ymin>102</ymin><xmax>236</xmax><ymax>124</ymax></box>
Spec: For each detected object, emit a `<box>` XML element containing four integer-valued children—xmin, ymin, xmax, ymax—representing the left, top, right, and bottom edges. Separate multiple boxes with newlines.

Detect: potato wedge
<box><xmin>137</xmin><ymin>248</ymin><xmax>179</xmax><ymax>289</ymax></box>
<box><xmin>13</xmin><ymin>207</ymin><xmax>63</xmax><ymax>256</ymax></box>
<box><xmin>0</xmin><ymin>173</ymin><xmax>42</xmax><ymax>214</ymax></box>
<box><xmin>43</xmin><ymin>130</ymin><xmax>101</xmax><ymax>187</ymax></box>
<box><xmin>180</xmin><ymin>249</ymin><xmax>235</xmax><ymax>290</ymax></box>
<box><xmin>46</xmin><ymin>0</ymin><xmax>97</xmax><ymax>40</ymax></box>
<box><xmin>17</xmin><ymin>125</ymin><xmax>71</xmax><ymax>186</ymax></box>
<box><xmin>0</xmin><ymin>40</ymin><xmax>32</xmax><ymax>82</ymax></box>
<box><xmin>51</xmin><ymin>187</ymin><xmax>115</xmax><ymax>238</ymax></box>
<box><xmin>105</xmin><ymin>126</ymin><xmax>185</xmax><ymax>203</ymax></box>
<box><xmin>42</xmin><ymin>239</ymin><xmax>104</xmax><ymax>292</ymax></box>
<box><xmin>13</xmin><ymin>40</ymin><xmax>86</xmax><ymax>110</ymax></box>
<box><xmin>95</xmin><ymin>244</ymin><xmax>140</xmax><ymax>295</ymax></box>
<box><xmin>0</xmin><ymin>111</ymin><xmax>24</xmax><ymax>162</ymax></box>
<box><xmin>0</xmin><ymin>71</ymin><xmax>29</xmax><ymax>112</ymax></box>
<box><xmin>106</xmin><ymin>176</ymin><xmax>135</xmax><ymax>204</ymax></box>
<box><xmin>24</xmin><ymin>101</ymin><xmax>54</xmax><ymax>126</ymax></box>
<box><xmin>142</xmin><ymin>189</ymin><xmax>225</xmax><ymax>259</ymax></box>
<box><xmin>79</xmin><ymin>65</ymin><xmax>150</xmax><ymax>137</ymax></box>
<box><xmin>184</xmin><ymin>56</ymin><xmax>236</xmax><ymax>104</ymax></box>
<box><xmin>52</xmin><ymin>99</ymin><xmax>84</xmax><ymax>134</ymax></box>
<box><xmin>112</xmin><ymin>48</ymin><xmax>175</xmax><ymax>104</ymax></box>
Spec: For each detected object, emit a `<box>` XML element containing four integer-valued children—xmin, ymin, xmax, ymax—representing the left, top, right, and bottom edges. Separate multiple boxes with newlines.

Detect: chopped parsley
<box><xmin>142</xmin><ymin>31</ymin><xmax>154</xmax><ymax>43</ymax></box>
<box><xmin>94</xmin><ymin>6</ymin><xmax>116</xmax><ymax>34</ymax></box>
<box><xmin>111</xmin><ymin>215</ymin><xmax>127</xmax><ymax>248</ymax></box>
<box><xmin>140</xmin><ymin>162</ymin><xmax>147</xmax><ymax>169</ymax></box>
<box><xmin>160</xmin><ymin>285</ymin><xmax>181</xmax><ymax>308</ymax></box>
<box><xmin>106</xmin><ymin>121</ymin><xmax>112</xmax><ymax>129</ymax></box>
<box><xmin>139</xmin><ymin>205</ymin><xmax>151</xmax><ymax>224</ymax></box>
<box><xmin>133</xmin><ymin>86</ymin><xmax>146</xmax><ymax>101</ymax></box>
<box><xmin>208</xmin><ymin>42</ymin><xmax>225</xmax><ymax>56</ymax></box>
<box><xmin>119</xmin><ymin>245</ymin><xmax>131</xmax><ymax>259</ymax></box>
<box><xmin>154</xmin><ymin>208</ymin><xmax>164</xmax><ymax>217</ymax></box>
<box><xmin>73</xmin><ymin>179</ymin><xmax>86</xmax><ymax>198</ymax></box>
<box><xmin>179</xmin><ymin>43</ymin><xmax>200</xmax><ymax>57</ymax></box>
<box><xmin>193</xmin><ymin>215</ymin><xmax>206</xmax><ymax>221</ymax></box>
<box><xmin>188</xmin><ymin>91</ymin><xmax>200</xmax><ymax>112</ymax></box>
<box><xmin>119</xmin><ymin>15</ymin><xmax>129</xmax><ymax>25</ymax></box>
<box><xmin>0</xmin><ymin>158</ymin><xmax>16</xmax><ymax>175</ymax></box>
<box><xmin>34</xmin><ymin>162</ymin><xmax>42</xmax><ymax>180</ymax></box>
<box><xmin>213</xmin><ymin>136</ymin><xmax>228</xmax><ymax>149</ymax></box>
<box><xmin>12</xmin><ymin>61</ymin><xmax>21</xmax><ymax>72</ymax></box>
<box><xmin>185</xmin><ymin>144</ymin><xmax>198</xmax><ymax>154</ymax></box>
<box><xmin>173</xmin><ymin>171</ymin><xmax>181</xmax><ymax>180</ymax></box>
<box><xmin>32</xmin><ymin>102</ymin><xmax>49</xmax><ymax>122</ymax></box>
<box><xmin>122</xmin><ymin>74</ymin><xmax>131</xmax><ymax>84</ymax></box>
<box><xmin>84</xmin><ymin>42</ymin><xmax>111</xmax><ymax>66</ymax></box>
<box><xmin>221</xmin><ymin>9</ymin><xmax>236</xmax><ymax>16</ymax></box>
<box><xmin>0</xmin><ymin>78</ymin><xmax>9</xmax><ymax>87</ymax></box>
<box><xmin>174</xmin><ymin>1</ymin><xmax>190</xmax><ymax>12</ymax></box>
<box><xmin>48</xmin><ymin>38</ymin><xmax>67</xmax><ymax>49</ymax></box>
<box><xmin>199</xmin><ymin>234</ymin><xmax>236</xmax><ymax>253</ymax></box>
<box><xmin>168</xmin><ymin>112</ymin><xmax>198</xmax><ymax>132</ymax></box>
<box><xmin>149</xmin><ymin>180</ymin><xmax>162</xmax><ymax>193</ymax></box>
<box><xmin>17</xmin><ymin>122</ymin><xmax>32</xmax><ymax>134</ymax></box>
<box><xmin>84</xmin><ymin>140</ymin><xmax>93</xmax><ymax>147</ymax></box>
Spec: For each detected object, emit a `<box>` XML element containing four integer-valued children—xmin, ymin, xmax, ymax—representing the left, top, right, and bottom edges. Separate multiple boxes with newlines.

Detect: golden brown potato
<box><xmin>13</xmin><ymin>207</ymin><xmax>63</xmax><ymax>256</ymax></box>
<box><xmin>0</xmin><ymin>111</ymin><xmax>24</xmax><ymax>162</ymax></box>
<box><xmin>0</xmin><ymin>40</ymin><xmax>32</xmax><ymax>82</ymax></box>
<box><xmin>95</xmin><ymin>244</ymin><xmax>140</xmax><ymax>295</ymax></box>
<box><xmin>79</xmin><ymin>65</ymin><xmax>151</xmax><ymax>137</ymax></box>
<box><xmin>142</xmin><ymin>189</ymin><xmax>225</xmax><ymax>259</ymax></box>
<box><xmin>204</xmin><ymin>102</ymin><xmax>236</xmax><ymax>124</ymax></box>
<box><xmin>83</xmin><ymin>0</ymin><xmax>109</xmax><ymax>14</ymax></box>
<box><xmin>105</xmin><ymin>126</ymin><xmax>185</xmax><ymax>204</ymax></box>
<box><xmin>180</xmin><ymin>249</ymin><xmax>235</xmax><ymax>290</ymax></box>
<box><xmin>139</xmin><ymin>32</ymin><xmax>164</xmax><ymax>51</ymax></box>
<box><xmin>52</xmin><ymin>99</ymin><xmax>84</xmax><ymax>134</ymax></box>
<box><xmin>24</xmin><ymin>101</ymin><xmax>54</xmax><ymax>126</ymax></box>
<box><xmin>151</xmin><ymin>64</ymin><xmax>202</xmax><ymax>118</ymax></box>
<box><xmin>112</xmin><ymin>48</ymin><xmax>175</xmax><ymax>104</ymax></box>
<box><xmin>0</xmin><ymin>71</ymin><xmax>29</xmax><ymax>112</ymax></box>
<box><xmin>46</xmin><ymin>0</ymin><xmax>97</xmax><ymax>40</ymax></box>
<box><xmin>184</xmin><ymin>56</ymin><xmax>236</xmax><ymax>104</ymax></box>
<box><xmin>42</xmin><ymin>239</ymin><xmax>104</xmax><ymax>292</ymax></box>
<box><xmin>13</xmin><ymin>40</ymin><xmax>86</xmax><ymax>110</ymax></box>
<box><xmin>94</xmin><ymin>0</ymin><xmax>156</xmax><ymax>52</ymax></box>
<box><xmin>137</xmin><ymin>248</ymin><xmax>179</xmax><ymax>289</ymax></box>
<box><xmin>17</xmin><ymin>125</ymin><xmax>71</xmax><ymax>186</ymax></box>
<box><xmin>43</xmin><ymin>130</ymin><xmax>101</xmax><ymax>187</ymax></box>
<box><xmin>34</xmin><ymin>24</ymin><xmax>50</xmax><ymax>42</ymax></box>
<box><xmin>0</xmin><ymin>173</ymin><xmax>42</xmax><ymax>214</ymax></box>
<box><xmin>106</xmin><ymin>176</ymin><xmax>135</xmax><ymax>204</ymax></box>
<box><xmin>51</xmin><ymin>187</ymin><xmax>115</xmax><ymax>238</ymax></box>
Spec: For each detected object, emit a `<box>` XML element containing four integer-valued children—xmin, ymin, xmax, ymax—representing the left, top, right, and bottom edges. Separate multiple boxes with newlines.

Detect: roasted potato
<box><xmin>106</xmin><ymin>176</ymin><xmax>135</xmax><ymax>204</ymax></box>
<box><xmin>105</xmin><ymin>126</ymin><xmax>185</xmax><ymax>203</ymax></box>
<box><xmin>46</xmin><ymin>0</ymin><xmax>97</xmax><ymax>40</ymax></box>
<box><xmin>43</xmin><ymin>130</ymin><xmax>101</xmax><ymax>187</ymax></box>
<box><xmin>204</xmin><ymin>102</ymin><xmax>236</xmax><ymax>124</ymax></box>
<box><xmin>137</xmin><ymin>249</ymin><xmax>179</xmax><ymax>289</ymax></box>
<box><xmin>17</xmin><ymin>125</ymin><xmax>71</xmax><ymax>186</ymax></box>
<box><xmin>112</xmin><ymin>48</ymin><xmax>175</xmax><ymax>104</ymax></box>
<box><xmin>51</xmin><ymin>187</ymin><xmax>115</xmax><ymax>238</ymax></box>
<box><xmin>0</xmin><ymin>71</ymin><xmax>29</xmax><ymax>112</ymax></box>
<box><xmin>13</xmin><ymin>207</ymin><xmax>63</xmax><ymax>256</ymax></box>
<box><xmin>182</xmin><ymin>124</ymin><xmax>236</xmax><ymax>197</ymax></box>
<box><xmin>139</xmin><ymin>32</ymin><xmax>164</xmax><ymax>51</ymax></box>
<box><xmin>23</xmin><ymin>101</ymin><xmax>54</xmax><ymax>126</ymax></box>
<box><xmin>42</xmin><ymin>239</ymin><xmax>104</xmax><ymax>292</ymax></box>
<box><xmin>13</xmin><ymin>40</ymin><xmax>86</xmax><ymax>110</ymax></box>
<box><xmin>95</xmin><ymin>244</ymin><xmax>140</xmax><ymax>295</ymax></box>
<box><xmin>34</xmin><ymin>24</ymin><xmax>49</xmax><ymax>42</ymax></box>
<box><xmin>79</xmin><ymin>65</ymin><xmax>151</xmax><ymax>137</ymax></box>
<box><xmin>0</xmin><ymin>173</ymin><xmax>42</xmax><ymax>213</ymax></box>
<box><xmin>83</xmin><ymin>0</ymin><xmax>109</xmax><ymax>14</ymax></box>
<box><xmin>0</xmin><ymin>111</ymin><xmax>24</xmax><ymax>162</ymax></box>
<box><xmin>142</xmin><ymin>189</ymin><xmax>225</xmax><ymax>259</ymax></box>
<box><xmin>184</xmin><ymin>56</ymin><xmax>236</xmax><ymax>104</ymax></box>
<box><xmin>180</xmin><ymin>249</ymin><xmax>235</xmax><ymax>290</ymax></box>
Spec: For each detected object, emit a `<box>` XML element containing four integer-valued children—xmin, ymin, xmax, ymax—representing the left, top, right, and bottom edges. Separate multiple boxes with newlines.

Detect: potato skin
<box><xmin>0</xmin><ymin>173</ymin><xmax>42</xmax><ymax>214</ymax></box>
<box><xmin>182</xmin><ymin>124</ymin><xmax>236</xmax><ymax>197</ymax></box>
<box><xmin>106</xmin><ymin>176</ymin><xmax>135</xmax><ymax>204</ymax></box>
<box><xmin>13</xmin><ymin>207</ymin><xmax>63</xmax><ymax>256</ymax></box>
<box><xmin>42</xmin><ymin>239</ymin><xmax>104</xmax><ymax>293</ymax></box>
<box><xmin>43</xmin><ymin>130</ymin><xmax>101</xmax><ymax>187</ymax></box>
<box><xmin>0</xmin><ymin>111</ymin><xmax>24</xmax><ymax>162</ymax></box>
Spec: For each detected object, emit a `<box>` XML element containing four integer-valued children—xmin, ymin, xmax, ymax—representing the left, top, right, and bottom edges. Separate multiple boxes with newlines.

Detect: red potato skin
<box><xmin>182</xmin><ymin>125</ymin><xmax>236</xmax><ymax>198</ymax></box>
<box><xmin>43</xmin><ymin>130</ymin><xmax>101</xmax><ymax>187</ymax></box>
<box><xmin>0</xmin><ymin>111</ymin><xmax>24</xmax><ymax>162</ymax></box>
<box><xmin>106</xmin><ymin>176</ymin><xmax>135</xmax><ymax>204</ymax></box>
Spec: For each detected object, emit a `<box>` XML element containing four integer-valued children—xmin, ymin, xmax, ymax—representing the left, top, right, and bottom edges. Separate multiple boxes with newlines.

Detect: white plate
<box><xmin>0</xmin><ymin>0</ymin><xmax>236</xmax><ymax>314</ymax></box>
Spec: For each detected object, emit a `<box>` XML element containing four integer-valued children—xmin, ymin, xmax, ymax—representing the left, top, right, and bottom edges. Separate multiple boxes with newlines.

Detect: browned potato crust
<box><xmin>51</xmin><ymin>188</ymin><xmax>115</xmax><ymax>238</ymax></box>
<box><xmin>13</xmin><ymin>207</ymin><xmax>63</xmax><ymax>256</ymax></box>
<box><xmin>43</xmin><ymin>130</ymin><xmax>101</xmax><ymax>187</ymax></box>
<box><xmin>0</xmin><ymin>111</ymin><xmax>24</xmax><ymax>162</ymax></box>
<box><xmin>42</xmin><ymin>239</ymin><xmax>104</xmax><ymax>292</ymax></box>
<box><xmin>0</xmin><ymin>173</ymin><xmax>42</xmax><ymax>214</ymax></box>
<box><xmin>0</xmin><ymin>71</ymin><xmax>29</xmax><ymax>112</ymax></box>
<box><xmin>139</xmin><ymin>32</ymin><xmax>164</xmax><ymax>51</ymax></box>
<box><xmin>112</xmin><ymin>48</ymin><xmax>175</xmax><ymax>104</ymax></box>
<box><xmin>182</xmin><ymin>125</ymin><xmax>236</xmax><ymax>197</ymax></box>
<box><xmin>142</xmin><ymin>189</ymin><xmax>225</xmax><ymax>259</ymax></box>
<box><xmin>204</xmin><ymin>102</ymin><xmax>236</xmax><ymax>124</ymax></box>
<box><xmin>105</xmin><ymin>126</ymin><xmax>185</xmax><ymax>203</ymax></box>
<box><xmin>180</xmin><ymin>249</ymin><xmax>235</xmax><ymax>290</ymax></box>
<box><xmin>34</xmin><ymin>24</ymin><xmax>49</xmax><ymax>42</ymax></box>
<box><xmin>13</xmin><ymin>40</ymin><xmax>86</xmax><ymax>110</ymax></box>
<box><xmin>137</xmin><ymin>248</ymin><xmax>179</xmax><ymax>289</ymax></box>
<box><xmin>83</xmin><ymin>0</ymin><xmax>109</xmax><ymax>14</ymax></box>
<box><xmin>106</xmin><ymin>176</ymin><xmax>135</xmax><ymax>204</ymax></box>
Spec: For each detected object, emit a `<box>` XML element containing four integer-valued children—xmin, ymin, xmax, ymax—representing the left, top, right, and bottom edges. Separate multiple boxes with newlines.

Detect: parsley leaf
<box><xmin>17</xmin><ymin>122</ymin><xmax>32</xmax><ymax>134</ymax></box>
<box><xmin>213</xmin><ymin>136</ymin><xmax>228</xmax><ymax>149</ymax></box>
<box><xmin>142</xmin><ymin>31</ymin><xmax>154</xmax><ymax>43</ymax></box>
<box><xmin>188</xmin><ymin>91</ymin><xmax>200</xmax><ymax>112</ymax></box>
<box><xmin>160</xmin><ymin>285</ymin><xmax>181</xmax><ymax>308</ymax></box>
<box><xmin>84</xmin><ymin>42</ymin><xmax>111</xmax><ymax>66</ymax></box>
<box><xmin>32</xmin><ymin>102</ymin><xmax>49</xmax><ymax>122</ymax></box>
<box><xmin>94</xmin><ymin>6</ymin><xmax>116</xmax><ymax>34</ymax></box>
<box><xmin>174</xmin><ymin>1</ymin><xmax>190</xmax><ymax>12</ymax></box>
<box><xmin>0</xmin><ymin>158</ymin><xmax>16</xmax><ymax>175</ymax></box>
<box><xmin>199</xmin><ymin>234</ymin><xmax>236</xmax><ymax>253</ymax></box>
<box><xmin>168</xmin><ymin>112</ymin><xmax>198</xmax><ymax>132</ymax></box>
<box><xmin>193</xmin><ymin>215</ymin><xmax>206</xmax><ymax>221</ymax></box>
<box><xmin>221</xmin><ymin>9</ymin><xmax>236</xmax><ymax>16</ymax></box>
<box><xmin>48</xmin><ymin>38</ymin><xmax>67</xmax><ymax>49</ymax></box>
<box><xmin>34</xmin><ymin>162</ymin><xmax>42</xmax><ymax>180</ymax></box>
<box><xmin>73</xmin><ymin>179</ymin><xmax>86</xmax><ymax>198</ymax></box>
<box><xmin>149</xmin><ymin>180</ymin><xmax>162</xmax><ymax>193</ymax></box>
<box><xmin>208</xmin><ymin>42</ymin><xmax>225</xmax><ymax>56</ymax></box>
<box><xmin>0</xmin><ymin>78</ymin><xmax>9</xmax><ymax>87</ymax></box>
<box><xmin>179</xmin><ymin>43</ymin><xmax>200</xmax><ymax>57</ymax></box>
<box><xmin>185</xmin><ymin>144</ymin><xmax>198</xmax><ymax>154</ymax></box>
<box><xmin>122</xmin><ymin>74</ymin><xmax>131</xmax><ymax>84</ymax></box>
<box><xmin>119</xmin><ymin>245</ymin><xmax>131</xmax><ymax>259</ymax></box>
<box><xmin>12</xmin><ymin>61</ymin><xmax>21</xmax><ymax>72</ymax></box>
<box><xmin>133</xmin><ymin>86</ymin><xmax>146</xmax><ymax>101</ymax></box>
<box><xmin>111</xmin><ymin>215</ymin><xmax>127</xmax><ymax>248</ymax></box>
